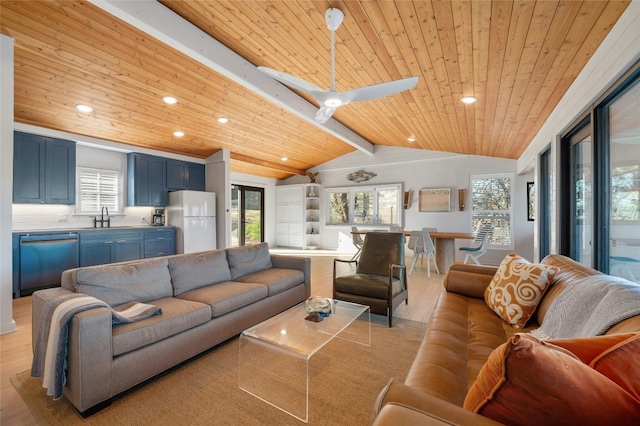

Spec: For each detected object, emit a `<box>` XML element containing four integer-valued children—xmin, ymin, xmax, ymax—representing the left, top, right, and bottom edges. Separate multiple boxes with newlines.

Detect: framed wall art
<box><xmin>527</xmin><ymin>182</ymin><xmax>535</xmax><ymax>221</ymax></box>
<box><xmin>419</xmin><ymin>188</ymin><xmax>450</xmax><ymax>212</ymax></box>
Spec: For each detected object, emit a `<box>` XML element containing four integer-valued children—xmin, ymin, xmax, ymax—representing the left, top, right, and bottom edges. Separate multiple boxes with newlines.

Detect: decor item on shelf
<box><xmin>306</xmin><ymin>172</ymin><xmax>319</xmax><ymax>183</ymax></box>
<box><xmin>403</xmin><ymin>190</ymin><xmax>412</xmax><ymax>209</ymax></box>
<box><xmin>458</xmin><ymin>188</ymin><xmax>466</xmax><ymax>211</ymax></box>
<box><xmin>347</xmin><ymin>170</ymin><xmax>376</xmax><ymax>183</ymax></box>
<box><xmin>419</xmin><ymin>188</ymin><xmax>450</xmax><ymax>212</ymax></box>
<box><xmin>257</xmin><ymin>8</ymin><xmax>418</xmax><ymax>124</ymax></box>
<box><xmin>304</xmin><ymin>296</ymin><xmax>333</xmax><ymax>316</ymax></box>
<box><xmin>308</xmin><ymin>187</ymin><xmax>316</xmax><ymax>197</ymax></box>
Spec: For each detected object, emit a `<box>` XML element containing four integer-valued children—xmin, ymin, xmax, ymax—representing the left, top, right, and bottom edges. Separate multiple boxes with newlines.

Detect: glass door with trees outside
<box><xmin>231</xmin><ymin>185</ymin><xmax>264</xmax><ymax>247</ymax></box>
<box><xmin>605</xmin><ymin>76</ymin><xmax>639</xmax><ymax>283</ymax></box>
<box><xmin>561</xmin><ymin>119</ymin><xmax>593</xmax><ymax>267</ymax></box>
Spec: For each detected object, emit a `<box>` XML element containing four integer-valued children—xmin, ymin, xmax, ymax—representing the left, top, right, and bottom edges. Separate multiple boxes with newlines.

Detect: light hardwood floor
<box><xmin>0</xmin><ymin>252</ymin><xmax>444</xmax><ymax>425</ymax></box>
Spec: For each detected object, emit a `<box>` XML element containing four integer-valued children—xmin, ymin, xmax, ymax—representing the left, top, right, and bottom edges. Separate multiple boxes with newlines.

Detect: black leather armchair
<box><xmin>333</xmin><ymin>232</ymin><xmax>408</xmax><ymax>327</ymax></box>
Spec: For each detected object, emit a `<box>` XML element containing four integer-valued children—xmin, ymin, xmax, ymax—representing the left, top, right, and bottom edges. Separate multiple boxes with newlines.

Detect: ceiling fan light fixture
<box><xmin>460</xmin><ymin>96</ymin><xmax>477</xmax><ymax>104</ymax></box>
<box><xmin>162</xmin><ymin>95</ymin><xmax>178</xmax><ymax>105</ymax></box>
<box><xmin>324</xmin><ymin>98</ymin><xmax>342</xmax><ymax>108</ymax></box>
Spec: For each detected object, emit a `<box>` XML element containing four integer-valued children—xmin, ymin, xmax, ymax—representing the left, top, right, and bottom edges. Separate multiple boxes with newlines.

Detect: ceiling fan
<box><xmin>258</xmin><ymin>8</ymin><xmax>419</xmax><ymax>123</ymax></box>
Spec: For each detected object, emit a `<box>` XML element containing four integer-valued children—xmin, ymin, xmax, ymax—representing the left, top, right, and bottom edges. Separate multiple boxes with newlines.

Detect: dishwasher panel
<box><xmin>19</xmin><ymin>233</ymin><xmax>79</xmax><ymax>296</ymax></box>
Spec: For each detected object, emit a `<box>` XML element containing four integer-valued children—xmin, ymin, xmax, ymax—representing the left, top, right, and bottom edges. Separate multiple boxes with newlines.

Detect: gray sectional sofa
<box><xmin>31</xmin><ymin>242</ymin><xmax>311</xmax><ymax>416</ymax></box>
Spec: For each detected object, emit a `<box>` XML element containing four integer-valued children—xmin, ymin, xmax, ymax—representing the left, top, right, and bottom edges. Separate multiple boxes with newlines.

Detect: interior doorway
<box><xmin>231</xmin><ymin>185</ymin><xmax>264</xmax><ymax>247</ymax></box>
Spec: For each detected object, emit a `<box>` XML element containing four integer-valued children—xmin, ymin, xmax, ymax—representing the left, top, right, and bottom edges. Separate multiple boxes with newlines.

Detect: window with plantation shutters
<box><xmin>78</xmin><ymin>168</ymin><xmax>120</xmax><ymax>214</ymax></box>
<box><xmin>470</xmin><ymin>174</ymin><xmax>513</xmax><ymax>249</ymax></box>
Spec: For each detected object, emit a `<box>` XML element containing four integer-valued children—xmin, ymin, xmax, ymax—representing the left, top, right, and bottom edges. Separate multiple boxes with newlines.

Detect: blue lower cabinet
<box><xmin>79</xmin><ymin>230</ymin><xmax>144</xmax><ymax>267</ymax></box>
<box><xmin>144</xmin><ymin>228</ymin><xmax>175</xmax><ymax>258</ymax></box>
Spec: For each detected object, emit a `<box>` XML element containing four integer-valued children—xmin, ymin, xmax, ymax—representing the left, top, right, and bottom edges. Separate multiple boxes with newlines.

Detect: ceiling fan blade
<box><xmin>257</xmin><ymin>66</ymin><xmax>322</xmax><ymax>94</ymax></box>
<box><xmin>348</xmin><ymin>76</ymin><xmax>419</xmax><ymax>103</ymax></box>
<box><xmin>314</xmin><ymin>106</ymin><xmax>336</xmax><ymax>123</ymax></box>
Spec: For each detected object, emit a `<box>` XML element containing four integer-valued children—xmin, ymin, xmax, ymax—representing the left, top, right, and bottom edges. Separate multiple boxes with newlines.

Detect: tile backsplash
<box><xmin>12</xmin><ymin>204</ymin><xmax>157</xmax><ymax>230</ymax></box>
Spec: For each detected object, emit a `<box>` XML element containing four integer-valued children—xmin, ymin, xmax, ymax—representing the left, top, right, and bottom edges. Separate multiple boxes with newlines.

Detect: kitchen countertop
<box><xmin>12</xmin><ymin>226</ymin><xmax>173</xmax><ymax>235</ymax></box>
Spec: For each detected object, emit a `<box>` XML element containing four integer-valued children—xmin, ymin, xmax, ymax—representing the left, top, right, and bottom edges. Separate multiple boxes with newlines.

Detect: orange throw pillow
<box><xmin>550</xmin><ymin>333</ymin><xmax>640</xmax><ymax>400</ymax></box>
<box><xmin>463</xmin><ymin>333</ymin><xmax>640</xmax><ymax>426</ymax></box>
<box><xmin>484</xmin><ymin>253</ymin><xmax>559</xmax><ymax>328</ymax></box>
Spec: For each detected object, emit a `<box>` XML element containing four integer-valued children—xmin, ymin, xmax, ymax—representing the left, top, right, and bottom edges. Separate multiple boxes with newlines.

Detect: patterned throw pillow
<box><xmin>484</xmin><ymin>253</ymin><xmax>559</xmax><ymax>328</ymax></box>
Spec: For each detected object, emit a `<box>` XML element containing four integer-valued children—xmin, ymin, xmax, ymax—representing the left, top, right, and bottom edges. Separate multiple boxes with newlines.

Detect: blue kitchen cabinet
<box><xmin>13</xmin><ymin>131</ymin><xmax>76</xmax><ymax>204</ymax></box>
<box><xmin>167</xmin><ymin>160</ymin><xmax>205</xmax><ymax>191</ymax></box>
<box><xmin>144</xmin><ymin>227</ymin><xmax>175</xmax><ymax>258</ymax></box>
<box><xmin>12</xmin><ymin>234</ymin><xmax>20</xmax><ymax>298</ymax></box>
<box><xmin>80</xmin><ymin>230</ymin><xmax>144</xmax><ymax>267</ymax></box>
<box><xmin>166</xmin><ymin>160</ymin><xmax>188</xmax><ymax>190</ymax></box>
<box><xmin>127</xmin><ymin>153</ymin><xmax>167</xmax><ymax>207</ymax></box>
<box><xmin>187</xmin><ymin>163</ymin><xmax>206</xmax><ymax>191</ymax></box>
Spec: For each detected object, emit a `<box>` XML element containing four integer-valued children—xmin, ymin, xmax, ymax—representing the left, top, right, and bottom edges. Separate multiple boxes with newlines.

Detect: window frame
<box><xmin>76</xmin><ymin>167</ymin><xmax>122</xmax><ymax>215</ymax></box>
<box><xmin>325</xmin><ymin>183</ymin><xmax>403</xmax><ymax>227</ymax></box>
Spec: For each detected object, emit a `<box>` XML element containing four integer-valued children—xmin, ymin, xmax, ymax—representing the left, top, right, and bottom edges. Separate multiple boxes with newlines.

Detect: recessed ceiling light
<box><xmin>163</xmin><ymin>96</ymin><xmax>178</xmax><ymax>105</ymax></box>
<box><xmin>460</xmin><ymin>96</ymin><xmax>478</xmax><ymax>104</ymax></box>
<box><xmin>173</xmin><ymin>131</ymin><xmax>185</xmax><ymax>137</ymax></box>
<box><xmin>407</xmin><ymin>136</ymin><xmax>416</xmax><ymax>143</ymax></box>
<box><xmin>75</xmin><ymin>104</ymin><xmax>93</xmax><ymax>113</ymax></box>
<box><xmin>281</xmin><ymin>157</ymin><xmax>288</xmax><ymax>162</ymax></box>
<box><xmin>217</xmin><ymin>117</ymin><xmax>229</xmax><ymax>124</ymax></box>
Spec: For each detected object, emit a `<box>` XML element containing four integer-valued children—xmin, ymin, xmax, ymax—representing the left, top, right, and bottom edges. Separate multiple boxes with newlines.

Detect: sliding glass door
<box><xmin>559</xmin><ymin>63</ymin><xmax>639</xmax><ymax>280</ymax></box>
<box><xmin>561</xmin><ymin>120</ymin><xmax>593</xmax><ymax>267</ymax></box>
<box><xmin>607</xmin><ymin>79</ymin><xmax>640</xmax><ymax>283</ymax></box>
<box><xmin>539</xmin><ymin>147</ymin><xmax>551</xmax><ymax>259</ymax></box>
<box><xmin>231</xmin><ymin>185</ymin><xmax>264</xmax><ymax>247</ymax></box>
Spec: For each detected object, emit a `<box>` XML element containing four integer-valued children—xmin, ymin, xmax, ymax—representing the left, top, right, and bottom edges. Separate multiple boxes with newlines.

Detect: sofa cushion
<box><xmin>177</xmin><ymin>281</ymin><xmax>268</xmax><ymax>317</ymax></box>
<box><xmin>112</xmin><ymin>297</ymin><xmax>211</xmax><ymax>356</ymax></box>
<box><xmin>551</xmin><ymin>332</ymin><xmax>640</xmax><ymax>401</ymax></box>
<box><xmin>484</xmin><ymin>253</ymin><xmax>559</xmax><ymax>328</ymax></box>
<box><xmin>168</xmin><ymin>250</ymin><xmax>232</xmax><ymax>296</ymax></box>
<box><xmin>76</xmin><ymin>258</ymin><xmax>173</xmax><ymax>306</ymax></box>
<box><xmin>233</xmin><ymin>268</ymin><xmax>304</xmax><ymax>296</ymax></box>
<box><xmin>463</xmin><ymin>333</ymin><xmax>640</xmax><ymax>426</ymax></box>
<box><xmin>335</xmin><ymin>272</ymin><xmax>406</xmax><ymax>299</ymax></box>
<box><xmin>226</xmin><ymin>242</ymin><xmax>272</xmax><ymax>280</ymax></box>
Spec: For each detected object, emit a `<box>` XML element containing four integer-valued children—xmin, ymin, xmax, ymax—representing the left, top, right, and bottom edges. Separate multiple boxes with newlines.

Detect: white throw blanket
<box><xmin>31</xmin><ymin>293</ymin><xmax>162</xmax><ymax>399</ymax></box>
<box><xmin>530</xmin><ymin>274</ymin><xmax>640</xmax><ymax>340</ymax></box>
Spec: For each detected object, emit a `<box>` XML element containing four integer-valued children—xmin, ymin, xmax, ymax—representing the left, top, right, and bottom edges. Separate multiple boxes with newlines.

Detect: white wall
<box><xmin>1</xmin><ymin>35</ymin><xmax>16</xmax><ymax>334</ymax></box>
<box><xmin>283</xmin><ymin>147</ymin><xmax>535</xmax><ymax>264</ymax></box>
<box><xmin>205</xmin><ymin>149</ymin><xmax>231</xmax><ymax>249</ymax></box>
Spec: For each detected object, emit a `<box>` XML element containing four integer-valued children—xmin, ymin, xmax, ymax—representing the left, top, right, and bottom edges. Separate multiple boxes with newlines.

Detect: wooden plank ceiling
<box><xmin>0</xmin><ymin>1</ymin><xmax>630</xmax><ymax>179</ymax></box>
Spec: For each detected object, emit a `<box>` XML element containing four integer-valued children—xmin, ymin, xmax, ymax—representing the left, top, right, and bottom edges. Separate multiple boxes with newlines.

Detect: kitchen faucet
<box><xmin>94</xmin><ymin>206</ymin><xmax>111</xmax><ymax>228</ymax></box>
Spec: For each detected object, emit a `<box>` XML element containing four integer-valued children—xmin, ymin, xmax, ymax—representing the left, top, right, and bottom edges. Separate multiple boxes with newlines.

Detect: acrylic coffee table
<box><xmin>238</xmin><ymin>299</ymin><xmax>370</xmax><ymax>422</ymax></box>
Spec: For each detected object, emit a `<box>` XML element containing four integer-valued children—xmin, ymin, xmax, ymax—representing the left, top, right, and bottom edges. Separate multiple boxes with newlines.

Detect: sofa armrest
<box><xmin>374</xmin><ymin>379</ymin><xmax>504</xmax><ymax>426</ymax></box>
<box><xmin>270</xmin><ymin>255</ymin><xmax>311</xmax><ymax>298</ymax></box>
<box><xmin>443</xmin><ymin>263</ymin><xmax>498</xmax><ymax>299</ymax></box>
<box><xmin>373</xmin><ymin>402</ymin><xmax>504</xmax><ymax>426</ymax></box>
<box><xmin>32</xmin><ymin>287</ymin><xmax>113</xmax><ymax>414</ymax></box>
<box><xmin>31</xmin><ymin>287</ymin><xmax>76</xmax><ymax>351</ymax></box>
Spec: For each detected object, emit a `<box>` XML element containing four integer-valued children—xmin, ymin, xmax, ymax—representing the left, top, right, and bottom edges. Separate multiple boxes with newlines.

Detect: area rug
<box><xmin>11</xmin><ymin>315</ymin><xmax>426</xmax><ymax>425</ymax></box>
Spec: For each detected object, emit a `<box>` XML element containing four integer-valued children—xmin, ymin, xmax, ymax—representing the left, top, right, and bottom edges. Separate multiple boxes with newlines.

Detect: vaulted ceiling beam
<box><xmin>230</xmin><ymin>153</ymin><xmax>307</xmax><ymax>176</ymax></box>
<box><xmin>89</xmin><ymin>0</ymin><xmax>375</xmax><ymax>156</ymax></box>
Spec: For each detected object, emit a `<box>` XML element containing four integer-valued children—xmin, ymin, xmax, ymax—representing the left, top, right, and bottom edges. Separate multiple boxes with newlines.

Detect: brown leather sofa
<box><xmin>372</xmin><ymin>254</ymin><xmax>640</xmax><ymax>425</ymax></box>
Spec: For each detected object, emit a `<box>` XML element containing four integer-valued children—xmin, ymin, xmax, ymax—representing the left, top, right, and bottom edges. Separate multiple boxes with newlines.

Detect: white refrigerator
<box><xmin>167</xmin><ymin>190</ymin><xmax>217</xmax><ymax>254</ymax></box>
